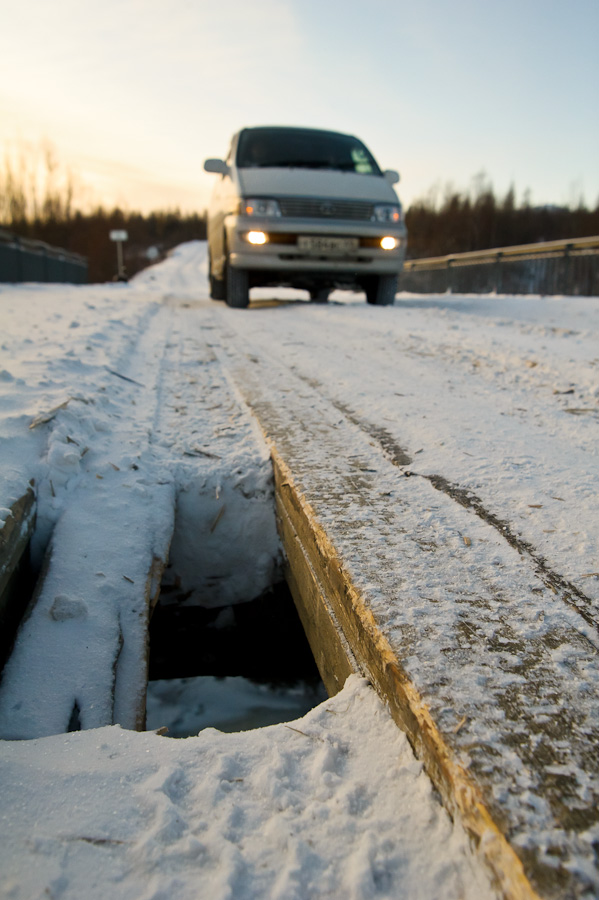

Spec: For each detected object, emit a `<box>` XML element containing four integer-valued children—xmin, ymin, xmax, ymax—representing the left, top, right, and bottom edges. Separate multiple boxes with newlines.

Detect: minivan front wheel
<box><xmin>309</xmin><ymin>286</ymin><xmax>330</xmax><ymax>302</ymax></box>
<box><xmin>364</xmin><ymin>274</ymin><xmax>397</xmax><ymax>306</ymax></box>
<box><xmin>226</xmin><ymin>261</ymin><xmax>250</xmax><ymax>308</ymax></box>
<box><xmin>208</xmin><ymin>250</ymin><xmax>226</xmax><ymax>300</ymax></box>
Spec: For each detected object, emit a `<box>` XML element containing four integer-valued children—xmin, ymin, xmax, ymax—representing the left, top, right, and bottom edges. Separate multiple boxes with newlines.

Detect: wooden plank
<box><xmin>276</xmin><ymin>489</ymin><xmax>357</xmax><ymax>696</ymax></box>
<box><xmin>0</xmin><ymin>488</ymin><xmax>35</xmax><ymax>604</ymax></box>
<box><xmin>272</xmin><ymin>449</ymin><xmax>541</xmax><ymax>900</ymax></box>
<box><xmin>0</xmin><ymin>488</ymin><xmax>36</xmax><ymax>666</ymax></box>
<box><xmin>131</xmin><ymin>554</ymin><xmax>170</xmax><ymax>731</ymax></box>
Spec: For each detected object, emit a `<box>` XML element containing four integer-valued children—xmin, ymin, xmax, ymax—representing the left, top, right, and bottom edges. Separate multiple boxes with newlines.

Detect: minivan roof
<box><xmin>241</xmin><ymin>125</ymin><xmax>356</xmax><ymax>138</ymax></box>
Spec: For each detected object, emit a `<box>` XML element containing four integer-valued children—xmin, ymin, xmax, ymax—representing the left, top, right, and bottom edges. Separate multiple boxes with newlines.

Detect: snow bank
<box><xmin>0</xmin><ymin>255</ymin><xmax>282</xmax><ymax>737</ymax></box>
<box><xmin>0</xmin><ymin>675</ymin><xmax>497</xmax><ymax>900</ymax></box>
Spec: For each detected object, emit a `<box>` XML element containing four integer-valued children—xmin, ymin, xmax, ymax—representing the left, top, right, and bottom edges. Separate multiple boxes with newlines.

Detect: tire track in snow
<box><xmin>319</xmin><ymin>388</ymin><xmax>598</xmax><ymax>637</ymax></box>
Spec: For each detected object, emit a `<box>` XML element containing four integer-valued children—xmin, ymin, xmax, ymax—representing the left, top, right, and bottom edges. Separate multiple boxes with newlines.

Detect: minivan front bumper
<box><xmin>225</xmin><ymin>214</ymin><xmax>407</xmax><ymax>276</ymax></box>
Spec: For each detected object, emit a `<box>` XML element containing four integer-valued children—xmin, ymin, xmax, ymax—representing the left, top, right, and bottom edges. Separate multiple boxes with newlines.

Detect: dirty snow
<box><xmin>0</xmin><ymin>240</ymin><xmax>597</xmax><ymax>897</ymax></box>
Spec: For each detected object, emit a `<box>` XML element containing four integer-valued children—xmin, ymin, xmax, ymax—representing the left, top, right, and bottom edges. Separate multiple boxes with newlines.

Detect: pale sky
<box><xmin>1</xmin><ymin>0</ymin><xmax>598</xmax><ymax>213</ymax></box>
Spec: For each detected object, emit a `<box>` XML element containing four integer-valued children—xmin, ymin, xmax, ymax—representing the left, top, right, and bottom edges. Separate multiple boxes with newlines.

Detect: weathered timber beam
<box><xmin>0</xmin><ymin>488</ymin><xmax>36</xmax><ymax>665</ymax></box>
<box><xmin>272</xmin><ymin>449</ymin><xmax>541</xmax><ymax>900</ymax></box>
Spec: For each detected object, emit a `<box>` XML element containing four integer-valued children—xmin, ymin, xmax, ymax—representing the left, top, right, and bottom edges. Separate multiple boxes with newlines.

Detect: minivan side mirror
<box><xmin>384</xmin><ymin>170</ymin><xmax>400</xmax><ymax>185</ymax></box>
<box><xmin>204</xmin><ymin>158</ymin><xmax>229</xmax><ymax>175</ymax></box>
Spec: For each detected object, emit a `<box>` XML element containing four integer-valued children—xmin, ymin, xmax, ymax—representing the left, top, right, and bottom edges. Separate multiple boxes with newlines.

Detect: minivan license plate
<box><xmin>298</xmin><ymin>236</ymin><xmax>359</xmax><ymax>255</ymax></box>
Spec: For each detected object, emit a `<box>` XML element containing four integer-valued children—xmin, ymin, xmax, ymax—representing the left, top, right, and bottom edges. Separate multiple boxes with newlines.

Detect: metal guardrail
<box><xmin>400</xmin><ymin>235</ymin><xmax>599</xmax><ymax>296</ymax></box>
<box><xmin>0</xmin><ymin>228</ymin><xmax>88</xmax><ymax>284</ymax></box>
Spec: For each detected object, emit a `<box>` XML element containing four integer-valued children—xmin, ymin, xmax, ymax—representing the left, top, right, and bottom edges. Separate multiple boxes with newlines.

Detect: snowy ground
<box><xmin>0</xmin><ymin>676</ymin><xmax>495</xmax><ymax>900</ymax></box>
<box><xmin>0</xmin><ymin>241</ymin><xmax>597</xmax><ymax>898</ymax></box>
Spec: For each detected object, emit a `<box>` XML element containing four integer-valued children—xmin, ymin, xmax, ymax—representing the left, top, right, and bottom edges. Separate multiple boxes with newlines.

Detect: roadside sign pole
<box><xmin>116</xmin><ymin>239</ymin><xmax>124</xmax><ymax>278</ymax></box>
<box><xmin>109</xmin><ymin>230</ymin><xmax>129</xmax><ymax>281</ymax></box>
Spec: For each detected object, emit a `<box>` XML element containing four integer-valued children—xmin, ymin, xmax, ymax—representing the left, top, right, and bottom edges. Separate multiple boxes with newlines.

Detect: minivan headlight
<box><xmin>246</xmin><ymin>231</ymin><xmax>268</xmax><ymax>245</ymax></box>
<box><xmin>243</xmin><ymin>198</ymin><xmax>281</xmax><ymax>217</ymax></box>
<box><xmin>372</xmin><ymin>204</ymin><xmax>402</xmax><ymax>224</ymax></box>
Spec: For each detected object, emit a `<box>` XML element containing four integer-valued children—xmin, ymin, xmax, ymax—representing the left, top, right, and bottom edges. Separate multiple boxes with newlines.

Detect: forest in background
<box><xmin>0</xmin><ymin>147</ymin><xmax>206</xmax><ymax>282</ymax></box>
<box><xmin>405</xmin><ymin>175</ymin><xmax>599</xmax><ymax>259</ymax></box>
<box><xmin>1</xmin><ymin>149</ymin><xmax>598</xmax><ymax>283</ymax></box>
<box><xmin>5</xmin><ymin>208</ymin><xmax>208</xmax><ymax>283</ymax></box>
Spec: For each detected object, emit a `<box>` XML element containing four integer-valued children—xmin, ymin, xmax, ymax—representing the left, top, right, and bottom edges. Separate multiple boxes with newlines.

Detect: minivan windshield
<box><xmin>236</xmin><ymin>127</ymin><xmax>382</xmax><ymax>176</ymax></box>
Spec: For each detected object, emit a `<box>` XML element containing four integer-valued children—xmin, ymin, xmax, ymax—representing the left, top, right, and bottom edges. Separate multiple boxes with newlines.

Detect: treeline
<box><xmin>0</xmin><ymin>146</ymin><xmax>206</xmax><ymax>281</ymax></box>
<box><xmin>7</xmin><ymin>209</ymin><xmax>207</xmax><ymax>283</ymax></box>
<box><xmin>405</xmin><ymin>177</ymin><xmax>599</xmax><ymax>259</ymax></box>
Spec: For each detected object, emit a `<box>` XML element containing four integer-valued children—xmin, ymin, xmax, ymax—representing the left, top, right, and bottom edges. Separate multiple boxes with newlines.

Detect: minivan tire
<box><xmin>364</xmin><ymin>274</ymin><xmax>397</xmax><ymax>306</ymax></box>
<box><xmin>226</xmin><ymin>262</ymin><xmax>250</xmax><ymax>308</ymax></box>
<box><xmin>309</xmin><ymin>286</ymin><xmax>330</xmax><ymax>302</ymax></box>
<box><xmin>209</xmin><ymin>251</ymin><xmax>226</xmax><ymax>300</ymax></box>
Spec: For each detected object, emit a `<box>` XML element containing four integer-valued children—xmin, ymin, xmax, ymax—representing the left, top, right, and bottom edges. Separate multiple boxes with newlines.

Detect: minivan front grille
<box><xmin>279</xmin><ymin>198</ymin><xmax>374</xmax><ymax>221</ymax></box>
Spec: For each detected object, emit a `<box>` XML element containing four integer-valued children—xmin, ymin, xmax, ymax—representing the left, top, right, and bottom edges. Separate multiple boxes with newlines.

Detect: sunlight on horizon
<box><xmin>1</xmin><ymin>0</ymin><xmax>598</xmax><ymax>213</ymax></box>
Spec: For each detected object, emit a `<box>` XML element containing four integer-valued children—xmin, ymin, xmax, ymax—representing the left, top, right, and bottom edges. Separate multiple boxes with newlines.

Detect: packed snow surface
<box><xmin>0</xmin><ymin>676</ymin><xmax>496</xmax><ymax>900</ymax></box>
<box><xmin>0</xmin><ymin>240</ymin><xmax>597</xmax><ymax>898</ymax></box>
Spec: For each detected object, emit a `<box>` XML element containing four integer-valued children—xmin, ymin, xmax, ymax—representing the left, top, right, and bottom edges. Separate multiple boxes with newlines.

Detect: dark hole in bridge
<box><xmin>146</xmin><ymin>580</ymin><xmax>327</xmax><ymax>737</ymax></box>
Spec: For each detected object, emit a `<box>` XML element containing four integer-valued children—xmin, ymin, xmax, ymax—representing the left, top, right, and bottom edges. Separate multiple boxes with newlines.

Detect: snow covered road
<box><xmin>201</xmin><ymin>253</ymin><xmax>599</xmax><ymax>898</ymax></box>
<box><xmin>0</xmin><ymin>241</ymin><xmax>597</xmax><ymax>899</ymax></box>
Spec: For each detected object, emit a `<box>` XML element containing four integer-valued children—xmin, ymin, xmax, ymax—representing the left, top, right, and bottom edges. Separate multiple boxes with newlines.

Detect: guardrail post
<box><xmin>494</xmin><ymin>252</ymin><xmax>503</xmax><ymax>293</ymax></box>
<box><xmin>563</xmin><ymin>243</ymin><xmax>573</xmax><ymax>295</ymax></box>
<box><xmin>447</xmin><ymin>258</ymin><xmax>453</xmax><ymax>294</ymax></box>
<box><xmin>15</xmin><ymin>237</ymin><xmax>23</xmax><ymax>283</ymax></box>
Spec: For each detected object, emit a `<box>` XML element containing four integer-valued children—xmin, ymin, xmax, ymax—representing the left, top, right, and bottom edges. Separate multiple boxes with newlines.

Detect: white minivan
<box><xmin>203</xmin><ymin>126</ymin><xmax>407</xmax><ymax>308</ymax></box>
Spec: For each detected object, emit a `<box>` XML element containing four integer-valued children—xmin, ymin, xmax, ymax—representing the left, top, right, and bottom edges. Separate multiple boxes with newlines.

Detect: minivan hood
<box><xmin>237</xmin><ymin>167</ymin><xmax>399</xmax><ymax>203</ymax></box>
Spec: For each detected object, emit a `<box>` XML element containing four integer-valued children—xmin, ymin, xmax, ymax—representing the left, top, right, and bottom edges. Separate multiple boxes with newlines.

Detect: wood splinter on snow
<box><xmin>210</xmin><ymin>505</ymin><xmax>226</xmax><ymax>533</ymax></box>
<box><xmin>29</xmin><ymin>399</ymin><xmax>71</xmax><ymax>429</ymax></box>
<box><xmin>104</xmin><ymin>367</ymin><xmax>145</xmax><ymax>388</ymax></box>
<box><xmin>184</xmin><ymin>448</ymin><xmax>222</xmax><ymax>459</ymax></box>
<box><xmin>284</xmin><ymin>725</ymin><xmax>325</xmax><ymax>742</ymax></box>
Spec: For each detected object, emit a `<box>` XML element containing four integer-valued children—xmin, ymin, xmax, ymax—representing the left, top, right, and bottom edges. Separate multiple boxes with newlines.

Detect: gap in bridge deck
<box><xmin>147</xmin><ymin>577</ymin><xmax>327</xmax><ymax>738</ymax></box>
